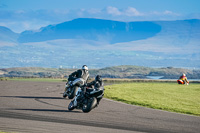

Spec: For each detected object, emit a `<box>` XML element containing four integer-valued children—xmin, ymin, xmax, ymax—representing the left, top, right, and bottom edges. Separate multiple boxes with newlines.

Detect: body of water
<box><xmin>146</xmin><ymin>76</ymin><xmax>164</xmax><ymax>79</ymax></box>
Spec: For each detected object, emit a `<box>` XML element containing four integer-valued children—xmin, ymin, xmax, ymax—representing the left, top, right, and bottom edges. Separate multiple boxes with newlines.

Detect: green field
<box><xmin>104</xmin><ymin>82</ymin><xmax>200</xmax><ymax>116</ymax></box>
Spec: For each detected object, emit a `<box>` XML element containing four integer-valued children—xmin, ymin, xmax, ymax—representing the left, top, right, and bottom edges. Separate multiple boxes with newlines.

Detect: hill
<box><xmin>1</xmin><ymin>66</ymin><xmax>200</xmax><ymax>79</ymax></box>
<box><xmin>0</xmin><ymin>18</ymin><xmax>200</xmax><ymax>68</ymax></box>
<box><xmin>0</xmin><ymin>26</ymin><xmax>19</xmax><ymax>47</ymax></box>
<box><xmin>0</xmin><ymin>26</ymin><xmax>19</xmax><ymax>42</ymax></box>
<box><xmin>17</xmin><ymin>18</ymin><xmax>161</xmax><ymax>44</ymax></box>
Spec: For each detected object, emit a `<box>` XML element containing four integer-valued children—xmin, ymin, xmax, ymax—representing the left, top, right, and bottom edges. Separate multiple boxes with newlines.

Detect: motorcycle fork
<box><xmin>66</xmin><ymin>87</ymin><xmax>72</xmax><ymax>93</ymax></box>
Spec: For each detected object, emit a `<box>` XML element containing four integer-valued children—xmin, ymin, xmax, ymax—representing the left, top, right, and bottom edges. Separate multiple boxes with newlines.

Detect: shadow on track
<box><xmin>1</xmin><ymin>96</ymin><xmax>70</xmax><ymax>108</ymax></box>
<box><xmin>10</xmin><ymin>108</ymin><xmax>81</xmax><ymax>113</ymax></box>
<box><xmin>0</xmin><ymin>96</ymin><xmax>64</xmax><ymax>99</ymax></box>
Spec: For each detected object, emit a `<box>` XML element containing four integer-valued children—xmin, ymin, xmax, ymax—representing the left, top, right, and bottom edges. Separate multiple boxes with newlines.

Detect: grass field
<box><xmin>104</xmin><ymin>82</ymin><xmax>200</xmax><ymax>116</ymax></box>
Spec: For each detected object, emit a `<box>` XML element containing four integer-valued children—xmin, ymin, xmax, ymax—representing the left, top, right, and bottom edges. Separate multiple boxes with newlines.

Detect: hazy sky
<box><xmin>1</xmin><ymin>0</ymin><xmax>200</xmax><ymax>33</ymax></box>
<box><xmin>1</xmin><ymin>0</ymin><xmax>200</xmax><ymax>12</ymax></box>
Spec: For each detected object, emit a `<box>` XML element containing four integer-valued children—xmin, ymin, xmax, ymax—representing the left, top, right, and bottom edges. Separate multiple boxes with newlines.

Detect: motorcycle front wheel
<box><xmin>63</xmin><ymin>91</ymin><xmax>68</xmax><ymax>98</ymax></box>
<box><xmin>82</xmin><ymin>97</ymin><xmax>97</xmax><ymax>113</ymax></box>
<box><xmin>68</xmin><ymin>86</ymin><xmax>78</xmax><ymax>99</ymax></box>
<box><xmin>68</xmin><ymin>101</ymin><xmax>75</xmax><ymax>111</ymax></box>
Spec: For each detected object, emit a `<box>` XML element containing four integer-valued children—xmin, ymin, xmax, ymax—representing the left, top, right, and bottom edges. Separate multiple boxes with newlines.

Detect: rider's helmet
<box><xmin>95</xmin><ymin>75</ymin><xmax>102</xmax><ymax>82</ymax></box>
<box><xmin>82</xmin><ymin>65</ymin><xmax>88</xmax><ymax>71</ymax></box>
<box><xmin>183</xmin><ymin>73</ymin><xmax>186</xmax><ymax>76</ymax></box>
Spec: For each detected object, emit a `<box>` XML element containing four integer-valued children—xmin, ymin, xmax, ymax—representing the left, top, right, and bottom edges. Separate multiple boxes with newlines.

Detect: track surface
<box><xmin>0</xmin><ymin>81</ymin><xmax>200</xmax><ymax>133</ymax></box>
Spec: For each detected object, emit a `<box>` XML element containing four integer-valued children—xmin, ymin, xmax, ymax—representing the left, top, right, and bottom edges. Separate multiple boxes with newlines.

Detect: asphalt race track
<box><xmin>0</xmin><ymin>81</ymin><xmax>200</xmax><ymax>133</ymax></box>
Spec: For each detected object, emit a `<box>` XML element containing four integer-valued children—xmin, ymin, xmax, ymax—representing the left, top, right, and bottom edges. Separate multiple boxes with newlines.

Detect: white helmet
<box><xmin>82</xmin><ymin>65</ymin><xmax>88</xmax><ymax>71</ymax></box>
<box><xmin>183</xmin><ymin>73</ymin><xmax>186</xmax><ymax>76</ymax></box>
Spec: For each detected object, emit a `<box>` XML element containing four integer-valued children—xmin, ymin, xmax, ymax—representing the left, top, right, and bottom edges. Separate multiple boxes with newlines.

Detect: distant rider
<box><xmin>177</xmin><ymin>73</ymin><xmax>189</xmax><ymax>85</ymax></box>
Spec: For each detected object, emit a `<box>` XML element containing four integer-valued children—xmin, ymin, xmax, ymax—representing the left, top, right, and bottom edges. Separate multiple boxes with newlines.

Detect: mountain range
<box><xmin>18</xmin><ymin>18</ymin><xmax>162</xmax><ymax>44</ymax></box>
<box><xmin>0</xmin><ymin>18</ymin><xmax>200</xmax><ymax>69</ymax></box>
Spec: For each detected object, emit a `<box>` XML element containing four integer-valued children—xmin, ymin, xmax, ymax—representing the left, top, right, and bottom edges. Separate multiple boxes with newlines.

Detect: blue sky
<box><xmin>0</xmin><ymin>0</ymin><xmax>200</xmax><ymax>33</ymax></box>
<box><xmin>1</xmin><ymin>0</ymin><xmax>200</xmax><ymax>13</ymax></box>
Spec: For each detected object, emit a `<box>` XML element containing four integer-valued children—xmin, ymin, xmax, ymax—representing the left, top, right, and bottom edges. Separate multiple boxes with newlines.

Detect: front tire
<box><xmin>68</xmin><ymin>86</ymin><xmax>78</xmax><ymax>99</ymax></box>
<box><xmin>68</xmin><ymin>101</ymin><xmax>75</xmax><ymax>111</ymax></box>
<box><xmin>63</xmin><ymin>91</ymin><xmax>67</xmax><ymax>98</ymax></box>
<box><xmin>82</xmin><ymin>97</ymin><xmax>97</xmax><ymax>113</ymax></box>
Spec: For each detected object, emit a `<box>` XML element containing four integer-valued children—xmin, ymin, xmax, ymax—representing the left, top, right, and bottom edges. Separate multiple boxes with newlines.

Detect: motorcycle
<box><xmin>177</xmin><ymin>79</ymin><xmax>189</xmax><ymax>85</ymax></box>
<box><xmin>63</xmin><ymin>78</ymin><xmax>85</xmax><ymax>99</ymax></box>
<box><xmin>68</xmin><ymin>86</ymin><xmax>104</xmax><ymax>113</ymax></box>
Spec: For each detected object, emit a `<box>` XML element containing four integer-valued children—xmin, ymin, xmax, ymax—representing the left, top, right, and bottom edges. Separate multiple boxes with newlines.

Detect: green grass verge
<box><xmin>104</xmin><ymin>82</ymin><xmax>200</xmax><ymax>116</ymax></box>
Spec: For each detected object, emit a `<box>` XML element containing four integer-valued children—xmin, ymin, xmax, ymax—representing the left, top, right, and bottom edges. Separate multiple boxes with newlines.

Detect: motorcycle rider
<box><xmin>83</xmin><ymin>75</ymin><xmax>104</xmax><ymax>105</ymax></box>
<box><xmin>63</xmin><ymin>65</ymin><xmax>89</xmax><ymax>97</ymax></box>
<box><xmin>177</xmin><ymin>73</ymin><xmax>189</xmax><ymax>85</ymax></box>
<box><xmin>68</xmin><ymin>65</ymin><xmax>89</xmax><ymax>83</ymax></box>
